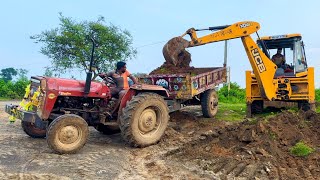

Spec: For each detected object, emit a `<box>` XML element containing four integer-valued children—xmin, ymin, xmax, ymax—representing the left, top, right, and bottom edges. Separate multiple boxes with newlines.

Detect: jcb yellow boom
<box><xmin>176</xmin><ymin>21</ymin><xmax>315</xmax><ymax>116</ymax></box>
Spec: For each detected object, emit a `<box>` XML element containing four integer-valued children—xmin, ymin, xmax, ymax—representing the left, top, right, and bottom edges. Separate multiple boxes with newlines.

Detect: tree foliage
<box><xmin>0</xmin><ymin>68</ymin><xmax>17</xmax><ymax>82</ymax></box>
<box><xmin>31</xmin><ymin>13</ymin><xmax>137</xmax><ymax>79</ymax></box>
<box><xmin>316</xmin><ymin>88</ymin><xmax>320</xmax><ymax>102</ymax></box>
<box><xmin>0</xmin><ymin>68</ymin><xmax>29</xmax><ymax>99</ymax></box>
<box><xmin>0</xmin><ymin>68</ymin><xmax>28</xmax><ymax>82</ymax></box>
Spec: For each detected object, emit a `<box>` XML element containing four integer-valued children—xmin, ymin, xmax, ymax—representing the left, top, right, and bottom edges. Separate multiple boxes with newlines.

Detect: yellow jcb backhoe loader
<box><xmin>165</xmin><ymin>21</ymin><xmax>315</xmax><ymax>117</ymax></box>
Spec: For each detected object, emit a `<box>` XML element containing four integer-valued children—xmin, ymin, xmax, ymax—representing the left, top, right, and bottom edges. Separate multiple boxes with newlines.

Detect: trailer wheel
<box><xmin>94</xmin><ymin>124</ymin><xmax>120</xmax><ymax>135</ymax></box>
<box><xmin>119</xmin><ymin>93</ymin><xmax>169</xmax><ymax>147</ymax></box>
<box><xmin>201</xmin><ymin>89</ymin><xmax>218</xmax><ymax>118</ymax></box>
<box><xmin>46</xmin><ymin>114</ymin><xmax>89</xmax><ymax>154</ymax></box>
<box><xmin>21</xmin><ymin>121</ymin><xmax>46</xmax><ymax>138</ymax></box>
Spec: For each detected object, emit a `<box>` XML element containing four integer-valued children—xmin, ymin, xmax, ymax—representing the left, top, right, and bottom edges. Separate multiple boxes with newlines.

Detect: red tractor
<box><xmin>7</xmin><ymin>76</ymin><xmax>169</xmax><ymax>154</ymax></box>
<box><xmin>6</xmin><ymin>39</ymin><xmax>169</xmax><ymax>154</ymax></box>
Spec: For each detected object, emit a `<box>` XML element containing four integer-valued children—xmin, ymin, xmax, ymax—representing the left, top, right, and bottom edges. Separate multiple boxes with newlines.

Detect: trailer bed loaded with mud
<box><xmin>139</xmin><ymin>67</ymin><xmax>227</xmax><ymax>117</ymax></box>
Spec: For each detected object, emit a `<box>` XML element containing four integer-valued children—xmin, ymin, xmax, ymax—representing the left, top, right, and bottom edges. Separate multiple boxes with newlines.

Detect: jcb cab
<box><xmin>247</xmin><ymin>33</ymin><xmax>315</xmax><ymax>116</ymax></box>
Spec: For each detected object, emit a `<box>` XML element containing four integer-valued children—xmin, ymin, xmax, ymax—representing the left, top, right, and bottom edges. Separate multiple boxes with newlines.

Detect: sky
<box><xmin>1</xmin><ymin>0</ymin><xmax>320</xmax><ymax>87</ymax></box>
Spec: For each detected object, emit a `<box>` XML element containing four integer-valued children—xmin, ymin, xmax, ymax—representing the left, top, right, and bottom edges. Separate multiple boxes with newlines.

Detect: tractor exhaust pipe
<box><xmin>84</xmin><ymin>37</ymin><xmax>96</xmax><ymax>95</ymax></box>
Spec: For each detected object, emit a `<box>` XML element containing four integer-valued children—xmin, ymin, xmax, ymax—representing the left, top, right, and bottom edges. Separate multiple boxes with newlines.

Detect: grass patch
<box><xmin>0</xmin><ymin>97</ymin><xmax>10</xmax><ymax>101</ymax></box>
<box><xmin>269</xmin><ymin>130</ymin><xmax>278</xmax><ymax>140</ymax></box>
<box><xmin>316</xmin><ymin>103</ymin><xmax>320</xmax><ymax>113</ymax></box>
<box><xmin>211</xmin><ymin>101</ymin><xmax>319</xmax><ymax>122</ymax></box>
<box><xmin>290</xmin><ymin>142</ymin><xmax>314</xmax><ymax>157</ymax></box>
<box><xmin>215</xmin><ymin>102</ymin><xmax>246</xmax><ymax>122</ymax></box>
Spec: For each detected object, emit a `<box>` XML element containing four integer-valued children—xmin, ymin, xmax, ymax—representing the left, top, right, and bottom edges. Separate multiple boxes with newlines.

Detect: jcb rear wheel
<box><xmin>298</xmin><ymin>101</ymin><xmax>315</xmax><ymax>111</ymax></box>
<box><xmin>46</xmin><ymin>114</ymin><xmax>89</xmax><ymax>154</ymax></box>
<box><xmin>119</xmin><ymin>93</ymin><xmax>169</xmax><ymax>147</ymax></box>
<box><xmin>201</xmin><ymin>89</ymin><xmax>218</xmax><ymax>118</ymax></box>
<box><xmin>21</xmin><ymin>121</ymin><xmax>46</xmax><ymax>138</ymax></box>
<box><xmin>251</xmin><ymin>100</ymin><xmax>263</xmax><ymax>114</ymax></box>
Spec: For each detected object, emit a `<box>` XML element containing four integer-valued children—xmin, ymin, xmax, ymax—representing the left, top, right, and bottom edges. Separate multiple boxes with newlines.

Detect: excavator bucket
<box><xmin>162</xmin><ymin>37</ymin><xmax>191</xmax><ymax>68</ymax></box>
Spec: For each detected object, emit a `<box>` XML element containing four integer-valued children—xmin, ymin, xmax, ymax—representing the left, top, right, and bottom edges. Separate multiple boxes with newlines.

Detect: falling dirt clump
<box><xmin>150</xmin><ymin>37</ymin><xmax>193</xmax><ymax>75</ymax></box>
<box><xmin>166</xmin><ymin>110</ymin><xmax>320</xmax><ymax>179</ymax></box>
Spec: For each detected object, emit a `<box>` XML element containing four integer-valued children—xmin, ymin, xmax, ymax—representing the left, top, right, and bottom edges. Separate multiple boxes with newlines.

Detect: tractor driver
<box><xmin>272</xmin><ymin>48</ymin><xmax>286</xmax><ymax>68</ymax></box>
<box><xmin>102</xmin><ymin>61</ymin><xmax>138</xmax><ymax>114</ymax></box>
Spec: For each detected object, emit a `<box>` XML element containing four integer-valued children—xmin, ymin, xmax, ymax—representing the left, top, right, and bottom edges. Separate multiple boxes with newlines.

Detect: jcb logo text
<box><xmin>251</xmin><ymin>49</ymin><xmax>266</xmax><ymax>73</ymax></box>
<box><xmin>239</xmin><ymin>22</ymin><xmax>251</xmax><ymax>28</ymax></box>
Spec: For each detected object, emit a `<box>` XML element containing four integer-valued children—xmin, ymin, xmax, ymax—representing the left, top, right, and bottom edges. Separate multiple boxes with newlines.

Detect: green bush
<box><xmin>0</xmin><ymin>78</ymin><xmax>29</xmax><ymax>99</ymax></box>
<box><xmin>218</xmin><ymin>82</ymin><xmax>245</xmax><ymax>103</ymax></box>
<box><xmin>290</xmin><ymin>142</ymin><xmax>314</xmax><ymax>157</ymax></box>
<box><xmin>315</xmin><ymin>88</ymin><xmax>320</xmax><ymax>102</ymax></box>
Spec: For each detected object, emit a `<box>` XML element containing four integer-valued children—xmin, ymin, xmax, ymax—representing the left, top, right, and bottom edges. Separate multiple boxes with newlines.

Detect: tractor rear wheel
<box><xmin>21</xmin><ymin>121</ymin><xmax>46</xmax><ymax>138</ymax></box>
<box><xmin>201</xmin><ymin>89</ymin><xmax>218</xmax><ymax>118</ymax></box>
<box><xmin>94</xmin><ymin>124</ymin><xmax>120</xmax><ymax>135</ymax></box>
<box><xmin>46</xmin><ymin>114</ymin><xmax>89</xmax><ymax>154</ymax></box>
<box><xmin>119</xmin><ymin>93</ymin><xmax>169</xmax><ymax>147</ymax></box>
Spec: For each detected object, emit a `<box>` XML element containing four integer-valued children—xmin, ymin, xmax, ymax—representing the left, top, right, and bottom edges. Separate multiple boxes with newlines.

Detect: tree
<box><xmin>31</xmin><ymin>13</ymin><xmax>137</xmax><ymax>80</ymax></box>
<box><xmin>0</xmin><ymin>68</ymin><xmax>18</xmax><ymax>82</ymax></box>
<box><xmin>17</xmin><ymin>68</ymin><xmax>28</xmax><ymax>80</ymax></box>
<box><xmin>43</xmin><ymin>67</ymin><xmax>54</xmax><ymax>77</ymax></box>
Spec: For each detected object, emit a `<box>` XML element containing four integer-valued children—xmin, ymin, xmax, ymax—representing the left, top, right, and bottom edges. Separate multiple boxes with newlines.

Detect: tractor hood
<box><xmin>32</xmin><ymin>76</ymin><xmax>110</xmax><ymax>98</ymax></box>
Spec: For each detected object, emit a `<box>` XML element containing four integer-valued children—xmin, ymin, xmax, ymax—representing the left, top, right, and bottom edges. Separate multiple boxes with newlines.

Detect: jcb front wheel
<box><xmin>46</xmin><ymin>114</ymin><xmax>89</xmax><ymax>154</ymax></box>
<box><xmin>119</xmin><ymin>93</ymin><xmax>169</xmax><ymax>147</ymax></box>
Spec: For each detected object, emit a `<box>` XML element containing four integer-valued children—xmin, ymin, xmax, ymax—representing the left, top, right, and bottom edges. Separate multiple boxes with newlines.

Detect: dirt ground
<box><xmin>0</xmin><ymin>101</ymin><xmax>319</xmax><ymax>179</ymax></box>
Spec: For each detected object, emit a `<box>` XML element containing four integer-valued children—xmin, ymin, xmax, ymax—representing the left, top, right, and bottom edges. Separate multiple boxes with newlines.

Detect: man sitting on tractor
<box><xmin>100</xmin><ymin>61</ymin><xmax>138</xmax><ymax>114</ymax></box>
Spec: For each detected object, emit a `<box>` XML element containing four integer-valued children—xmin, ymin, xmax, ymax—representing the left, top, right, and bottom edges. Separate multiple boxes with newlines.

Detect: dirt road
<box><xmin>0</xmin><ymin>101</ymin><xmax>319</xmax><ymax>179</ymax></box>
<box><xmin>0</xmin><ymin>101</ymin><xmax>132</xmax><ymax>179</ymax></box>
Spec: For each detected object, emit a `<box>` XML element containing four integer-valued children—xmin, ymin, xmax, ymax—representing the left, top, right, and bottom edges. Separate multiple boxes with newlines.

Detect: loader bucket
<box><xmin>162</xmin><ymin>37</ymin><xmax>191</xmax><ymax>68</ymax></box>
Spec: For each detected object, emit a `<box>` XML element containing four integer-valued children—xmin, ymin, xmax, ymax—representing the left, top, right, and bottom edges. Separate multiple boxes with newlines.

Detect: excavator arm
<box><xmin>165</xmin><ymin>21</ymin><xmax>277</xmax><ymax>100</ymax></box>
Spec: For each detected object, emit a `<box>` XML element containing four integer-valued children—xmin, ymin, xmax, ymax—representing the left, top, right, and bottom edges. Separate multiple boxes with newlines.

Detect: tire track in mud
<box><xmin>163</xmin><ymin>143</ymin><xmax>271</xmax><ymax>179</ymax></box>
<box><xmin>120</xmin><ymin>128</ymin><xmax>219</xmax><ymax>179</ymax></box>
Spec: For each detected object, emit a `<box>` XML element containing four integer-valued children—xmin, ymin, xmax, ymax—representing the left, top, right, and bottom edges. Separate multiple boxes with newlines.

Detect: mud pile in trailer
<box><xmin>150</xmin><ymin>37</ymin><xmax>193</xmax><ymax>75</ymax></box>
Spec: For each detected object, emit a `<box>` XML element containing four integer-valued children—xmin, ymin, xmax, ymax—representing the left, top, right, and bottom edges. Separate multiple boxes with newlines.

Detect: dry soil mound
<box><xmin>166</xmin><ymin>110</ymin><xmax>320</xmax><ymax>179</ymax></box>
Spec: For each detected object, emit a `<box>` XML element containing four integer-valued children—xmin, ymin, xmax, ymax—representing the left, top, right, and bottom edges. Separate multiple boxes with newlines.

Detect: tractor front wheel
<box><xmin>119</xmin><ymin>93</ymin><xmax>169</xmax><ymax>147</ymax></box>
<box><xmin>46</xmin><ymin>114</ymin><xmax>89</xmax><ymax>154</ymax></box>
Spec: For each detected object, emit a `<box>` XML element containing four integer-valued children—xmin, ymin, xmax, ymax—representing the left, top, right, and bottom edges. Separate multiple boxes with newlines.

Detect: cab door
<box><xmin>294</xmin><ymin>40</ymin><xmax>307</xmax><ymax>73</ymax></box>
